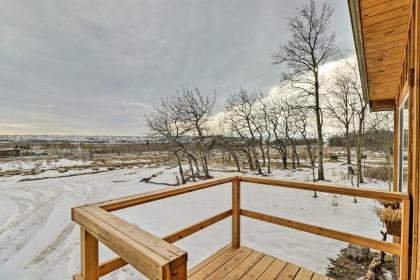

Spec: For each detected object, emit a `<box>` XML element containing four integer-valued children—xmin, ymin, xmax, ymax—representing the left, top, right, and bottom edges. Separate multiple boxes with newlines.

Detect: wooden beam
<box><xmin>94</xmin><ymin>176</ymin><xmax>235</xmax><ymax>211</ymax></box>
<box><xmin>97</xmin><ymin>210</ymin><xmax>232</xmax><ymax>276</ymax></box>
<box><xmin>163</xmin><ymin>210</ymin><xmax>232</xmax><ymax>243</ymax></box>
<box><xmin>238</xmin><ymin>176</ymin><xmax>408</xmax><ymax>202</ymax></box>
<box><xmin>232</xmin><ymin>178</ymin><xmax>241</xmax><ymax>248</ymax></box>
<box><xmin>81</xmin><ymin>229</ymin><xmax>99</xmax><ymax>280</ymax></box>
<box><xmin>241</xmin><ymin>209</ymin><xmax>401</xmax><ymax>256</ymax></box>
<box><xmin>370</xmin><ymin>99</ymin><xmax>396</xmax><ymax>111</ymax></box>
<box><xmin>98</xmin><ymin>257</ymin><xmax>127</xmax><ymax>276</ymax></box>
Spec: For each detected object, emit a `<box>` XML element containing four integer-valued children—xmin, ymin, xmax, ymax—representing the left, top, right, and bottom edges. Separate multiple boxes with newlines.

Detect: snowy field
<box><xmin>0</xmin><ymin>158</ymin><xmax>92</xmax><ymax>172</ymax></box>
<box><xmin>0</xmin><ymin>160</ymin><xmax>390</xmax><ymax>279</ymax></box>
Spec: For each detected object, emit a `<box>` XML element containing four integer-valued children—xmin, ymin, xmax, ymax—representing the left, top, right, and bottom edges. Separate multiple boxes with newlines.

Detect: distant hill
<box><xmin>0</xmin><ymin>135</ymin><xmax>163</xmax><ymax>144</ymax></box>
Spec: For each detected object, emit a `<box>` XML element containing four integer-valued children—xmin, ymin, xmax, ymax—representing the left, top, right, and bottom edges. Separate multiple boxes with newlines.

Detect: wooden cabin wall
<box><xmin>393</xmin><ymin>0</ymin><xmax>420</xmax><ymax>279</ymax></box>
<box><xmin>413</xmin><ymin>0</ymin><xmax>420</xmax><ymax>277</ymax></box>
<box><xmin>398</xmin><ymin>0</ymin><xmax>420</xmax><ymax>278</ymax></box>
<box><xmin>394</xmin><ymin>106</ymin><xmax>399</xmax><ymax>193</ymax></box>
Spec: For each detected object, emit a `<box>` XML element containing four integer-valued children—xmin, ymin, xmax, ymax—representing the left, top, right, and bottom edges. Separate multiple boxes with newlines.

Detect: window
<box><xmin>398</xmin><ymin>95</ymin><xmax>409</xmax><ymax>192</ymax></box>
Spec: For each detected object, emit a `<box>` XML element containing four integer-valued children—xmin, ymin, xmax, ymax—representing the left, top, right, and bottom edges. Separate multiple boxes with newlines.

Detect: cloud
<box><xmin>0</xmin><ymin>0</ymin><xmax>354</xmax><ymax>135</ymax></box>
<box><xmin>208</xmin><ymin>55</ymin><xmax>359</xmax><ymax>137</ymax></box>
<box><xmin>121</xmin><ymin>102</ymin><xmax>154</xmax><ymax>110</ymax></box>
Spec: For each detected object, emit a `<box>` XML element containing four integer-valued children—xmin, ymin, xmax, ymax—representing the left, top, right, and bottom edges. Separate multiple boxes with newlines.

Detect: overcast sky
<box><xmin>0</xmin><ymin>0</ymin><xmax>354</xmax><ymax>136</ymax></box>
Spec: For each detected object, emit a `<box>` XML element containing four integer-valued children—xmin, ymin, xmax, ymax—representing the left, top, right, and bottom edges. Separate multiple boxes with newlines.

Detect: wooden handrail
<box><xmin>72</xmin><ymin>175</ymin><xmax>410</xmax><ymax>279</ymax></box>
<box><xmin>73</xmin><ymin>206</ymin><xmax>187</xmax><ymax>280</ymax></box>
<box><xmin>72</xmin><ymin>176</ymin><xmax>408</xmax><ymax>215</ymax></box>
<box><xmin>239</xmin><ymin>176</ymin><xmax>409</xmax><ymax>202</ymax></box>
<box><xmin>96</xmin><ymin>176</ymin><xmax>234</xmax><ymax>211</ymax></box>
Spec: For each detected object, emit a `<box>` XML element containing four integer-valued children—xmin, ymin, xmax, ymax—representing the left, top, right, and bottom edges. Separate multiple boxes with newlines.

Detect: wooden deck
<box><xmin>72</xmin><ymin>176</ymin><xmax>409</xmax><ymax>280</ymax></box>
<box><xmin>187</xmin><ymin>245</ymin><xmax>331</xmax><ymax>280</ymax></box>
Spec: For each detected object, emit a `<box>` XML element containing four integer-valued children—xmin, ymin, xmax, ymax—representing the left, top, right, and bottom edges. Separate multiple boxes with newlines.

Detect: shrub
<box><xmin>330</xmin><ymin>154</ymin><xmax>338</xmax><ymax>161</ymax></box>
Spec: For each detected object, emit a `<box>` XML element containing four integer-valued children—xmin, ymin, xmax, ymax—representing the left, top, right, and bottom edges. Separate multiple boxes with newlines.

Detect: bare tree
<box><xmin>272</xmin><ymin>0</ymin><xmax>337</xmax><ymax>180</ymax></box>
<box><xmin>175</xmin><ymin>87</ymin><xmax>215</xmax><ymax>179</ymax></box>
<box><xmin>258</xmin><ymin>97</ymin><xmax>273</xmax><ymax>173</ymax></box>
<box><xmin>348</xmin><ymin>62</ymin><xmax>368</xmax><ymax>187</ymax></box>
<box><xmin>268</xmin><ymin>97</ymin><xmax>293</xmax><ymax>170</ymax></box>
<box><xmin>254</xmin><ymin>97</ymin><xmax>267</xmax><ymax>168</ymax></box>
<box><xmin>146</xmin><ymin>98</ymin><xmax>189</xmax><ymax>184</ymax></box>
<box><xmin>225</xmin><ymin>89</ymin><xmax>263</xmax><ymax>174</ymax></box>
<box><xmin>295</xmin><ymin>103</ymin><xmax>318</xmax><ymax>197</ymax></box>
<box><xmin>286</xmin><ymin>102</ymin><xmax>300</xmax><ymax>170</ymax></box>
<box><xmin>326</xmin><ymin>61</ymin><xmax>358</xmax><ymax>177</ymax></box>
<box><xmin>371</xmin><ymin>112</ymin><xmax>394</xmax><ymax>190</ymax></box>
<box><xmin>215</xmin><ymin>118</ymin><xmax>243</xmax><ymax>172</ymax></box>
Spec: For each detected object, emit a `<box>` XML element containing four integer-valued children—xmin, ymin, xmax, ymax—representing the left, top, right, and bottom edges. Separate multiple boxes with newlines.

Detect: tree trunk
<box><xmin>244</xmin><ymin>149</ymin><xmax>254</xmax><ymax>170</ymax></box>
<box><xmin>188</xmin><ymin>156</ymin><xmax>195</xmax><ymax>177</ymax></box>
<box><xmin>175</xmin><ymin>152</ymin><xmax>186</xmax><ymax>184</ymax></box>
<box><xmin>266</xmin><ymin>144</ymin><xmax>271</xmax><ymax>174</ymax></box>
<box><xmin>191</xmin><ymin>155</ymin><xmax>200</xmax><ymax>174</ymax></box>
<box><xmin>345</xmin><ymin>126</ymin><xmax>352</xmax><ymax>176</ymax></box>
<box><xmin>356</xmin><ymin>119</ymin><xmax>364</xmax><ymax>186</ymax></box>
<box><xmin>232</xmin><ymin>151</ymin><xmax>241</xmax><ymax>172</ymax></box>
<box><xmin>200</xmin><ymin>148</ymin><xmax>210</xmax><ymax>178</ymax></box>
<box><xmin>292</xmin><ymin>150</ymin><xmax>296</xmax><ymax>169</ymax></box>
<box><xmin>305</xmin><ymin>142</ymin><xmax>317</xmax><ymax>197</ymax></box>
<box><xmin>315</xmin><ymin>85</ymin><xmax>325</xmax><ymax>181</ymax></box>
<box><xmin>252</xmin><ymin>148</ymin><xmax>262</xmax><ymax>174</ymax></box>
<box><xmin>385</xmin><ymin>130</ymin><xmax>392</xmax><ymax>191</ymax></box>
<box><xmin>282</xmin><ymin>154</ymin><xmax>288</xmax><ymax>170</ymax></box>
<box><xmin>292</xmin><ymin>141</ymin><xmax>300</xmax><ymax>167</ymax></box>
<box><xmin>260</xmin><ymin>142</ymin><xmax>266</xmax><ymax>167</ymax></box>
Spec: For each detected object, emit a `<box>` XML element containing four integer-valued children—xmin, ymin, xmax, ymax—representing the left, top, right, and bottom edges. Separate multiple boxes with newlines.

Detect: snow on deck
<box><xmin>0</xmin><ymin>161</ymin><xmax>389</xmax><ymax>279</ymax></box>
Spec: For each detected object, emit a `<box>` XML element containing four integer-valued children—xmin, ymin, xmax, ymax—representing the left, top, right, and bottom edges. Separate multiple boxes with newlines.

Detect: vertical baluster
<box><xmin>232</xmin><ymin>178</ymin><xmax>241</xmax><ymax>248</ymax></box>
<box><xmin>400</xmin><ymin>198</ymin><xmax>410</xmax><ymax>280</ymax></box>
<box><xmin>166</xmin><ymin>261</ymin><xmax>188</xmax><ymax>280</ymax></box>
<box><xmin>81</xmin><ymin>228</ymin><xmax>99</xmax><ymax>280</ymax></box>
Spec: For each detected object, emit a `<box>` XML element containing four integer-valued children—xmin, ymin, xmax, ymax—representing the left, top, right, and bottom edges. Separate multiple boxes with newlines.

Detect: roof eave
<box><xmin>348</xmin><ymin>0</ymin><xmax>371</xmax><ymax>109</ymax></box>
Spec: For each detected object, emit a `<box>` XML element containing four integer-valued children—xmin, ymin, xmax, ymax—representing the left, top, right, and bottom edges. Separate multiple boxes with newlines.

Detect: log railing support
<box><xmin>80</xmin><ymin>228</ymin><xmax>99</xmax><ymax>280</ymax></box>
<box><xmin>400</xmin><ymin>198</ymin><xmax>411</xmax><ymax>280</ymax></box>
<box><xmin>232</xmin><ymin>178</ymin><xmax>240</xmax><ymax>249</ymax></box>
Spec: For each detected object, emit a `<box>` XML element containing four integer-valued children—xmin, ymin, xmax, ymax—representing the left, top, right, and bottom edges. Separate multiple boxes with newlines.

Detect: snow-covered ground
<box><xmin>0</xmin><ymin>160</ymin><xmax>390</xmax><ymax>279</ymax></box>
<box><xmin>0</xmin><ymin>158</ymin><xmax>92</xmax><ymax>172</ymax></box>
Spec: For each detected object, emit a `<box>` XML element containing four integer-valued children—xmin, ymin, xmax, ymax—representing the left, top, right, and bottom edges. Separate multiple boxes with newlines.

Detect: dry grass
<box><xmin>375</xmin><ymin>200</ymin><xmax>401</xmax><ymax>223</ymax></box>
<box><xmin>377</xmin><ymin>200</ymin><xmax>399</xmax><ymax>210</ymax></box>
<box><xmin>377</xmin><ymin>207</ymin><xmax>402</xmax><ymax>222</ymax></box>
<box><xmin>364</xmin><ymin>166</ymin><xmax>392</xmax><ymax>182</ymax></box>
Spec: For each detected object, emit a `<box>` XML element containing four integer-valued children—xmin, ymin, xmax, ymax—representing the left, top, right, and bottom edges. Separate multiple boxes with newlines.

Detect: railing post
<box><xmin>232</xmin><ymin>177</ymin><xmax>240</xmax><ymax>248</ymax></box>
<box><xmin>400</xmin><ymin>198</ymin><xmax>410</xmax><ymax>280</ymax></box>
<box><xmin>81</xmin><ymin>228</ymin><xmax>99</xmax><ymax>280</ymax></box>
<box><xmin>166</xmin><ymin>261</ymin><xmax>187</xmax><ymax>280</ymax></box>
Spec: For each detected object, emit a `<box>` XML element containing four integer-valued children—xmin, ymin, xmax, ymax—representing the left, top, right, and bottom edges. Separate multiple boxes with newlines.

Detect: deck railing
<box><xmin>71</xmin><ymin>175</ymin><xmax>410</xmax><ymax>280</ymax></box>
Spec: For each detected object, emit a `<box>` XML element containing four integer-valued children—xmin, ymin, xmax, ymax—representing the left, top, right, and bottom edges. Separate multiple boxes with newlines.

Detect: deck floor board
<box><xmin>188</xmin><ymin>246</ymin><xmax>330</xmax><ymax>280</ymax></box>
